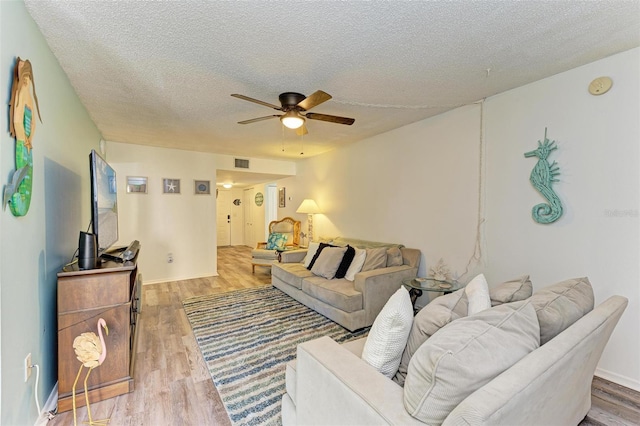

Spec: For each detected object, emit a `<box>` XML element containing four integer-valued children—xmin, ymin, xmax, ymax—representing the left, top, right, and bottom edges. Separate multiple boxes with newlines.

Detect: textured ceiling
<box><xmin>25</xmin><ymin>1</ymin><xmax>640</xmax><ymax>162</ymax></box>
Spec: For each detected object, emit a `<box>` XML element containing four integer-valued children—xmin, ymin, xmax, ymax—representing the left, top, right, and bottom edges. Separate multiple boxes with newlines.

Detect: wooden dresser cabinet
<box><xmin>57</xmin><ymin>255</ymin><xmax>141</xmax><ymax>412</ymax></box>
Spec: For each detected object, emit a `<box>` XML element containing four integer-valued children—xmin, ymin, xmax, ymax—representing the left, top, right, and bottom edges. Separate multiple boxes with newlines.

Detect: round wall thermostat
<box><xmin>588</xmin><ymin>76</ymin><xmax>613</xmax><ymax>96</ymax></box>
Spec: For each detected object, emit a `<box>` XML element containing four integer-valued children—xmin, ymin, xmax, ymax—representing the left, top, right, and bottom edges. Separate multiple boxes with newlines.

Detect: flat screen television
<box><xmin>90</xmin><ymin>149</ymin><xmax>119</xmax><ymax>254</ymax></box>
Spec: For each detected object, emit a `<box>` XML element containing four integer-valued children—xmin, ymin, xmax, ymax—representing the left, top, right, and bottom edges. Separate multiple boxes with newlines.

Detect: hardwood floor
<box><xmin>49</xmin><ymin>245</ymin><xmax>639</xmax><ymax>425</ymax></box>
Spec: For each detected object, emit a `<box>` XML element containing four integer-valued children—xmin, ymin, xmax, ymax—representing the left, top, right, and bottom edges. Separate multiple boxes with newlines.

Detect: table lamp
<box><xmin>296</xmin><ymin>199</ymin><xmax>320</xmax><ymax>243</ymax></box>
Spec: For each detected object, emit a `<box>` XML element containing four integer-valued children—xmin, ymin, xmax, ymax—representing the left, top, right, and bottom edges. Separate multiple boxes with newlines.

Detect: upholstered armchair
<box><xmin>251</xmin><ymin>217</ymin><xmax>301</xmax><ymax>273</ymax></box>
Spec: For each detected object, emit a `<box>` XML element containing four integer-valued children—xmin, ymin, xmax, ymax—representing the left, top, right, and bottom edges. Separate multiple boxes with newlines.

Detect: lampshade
<box><xmin>296</xmin><ymin>199</ymin><xmax>320</xmax><ymax>214</ymax></box>
<box><xmin>280</xmin><ymin>111</ymin><xmax>305</xmax><ymax>129</ymax></box>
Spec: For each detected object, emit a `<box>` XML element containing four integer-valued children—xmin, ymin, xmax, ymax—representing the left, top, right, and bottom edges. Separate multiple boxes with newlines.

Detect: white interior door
<box><xmin>216</xmin><ymin>190</ymin><xmax>232</xmax><ymax>246</ymax></box>
<box><xmin>244</xmin><ymin>188</ymin><xmax>255</xmax><ymax>247</ymax></box>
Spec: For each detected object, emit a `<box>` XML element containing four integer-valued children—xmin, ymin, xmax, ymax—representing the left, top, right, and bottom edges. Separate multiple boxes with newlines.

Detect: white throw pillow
<box><xmin>344</xmin><ymin>248</ymin><xmax>367</xmax><ymax>281</ymax></box>
<box><xmin>302</xmin><ymin>242</ymin><xmax>321</xmax><ymax>268</ymax></box>
<box><xmin>361</xmin><ymin>287</ymin><xmax>414</xmax><ymax>378</ymax></box>
<box><xmin>465</xmin><ymin>273</ymin><xmax>491</xmax><ymax>315</ymax></box>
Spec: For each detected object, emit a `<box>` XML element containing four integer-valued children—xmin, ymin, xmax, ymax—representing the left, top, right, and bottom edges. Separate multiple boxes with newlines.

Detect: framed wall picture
<box><xmin>163</xmin><ymin>178</ymin><xmax>181</xmax><ymax>194</ymax></box>
<box><xmin>279</xmin><ymin>187</ymin><xmax>286</xmax><ymax>208</ymax></box>
<box><xmin>195</xmin><ymin>180</ymin><xmax>210</xmax><ymax>195</ymax></box>
<box><xmin>126</xmin><ymin>176</ymin><xmax>148</xmax><ymax>194</ymax></box>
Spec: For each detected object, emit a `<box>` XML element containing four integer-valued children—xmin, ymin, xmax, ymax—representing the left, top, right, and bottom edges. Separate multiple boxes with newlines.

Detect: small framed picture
<box><xmin>195</xmin><ymin>180</ymin><xmax>210</xmax><ymax>195</ymax></box>
<box><xmin>126</xmin><ymin>176</ymin><xmax>148</xmax><ymax>194</ymax></box>
<box><xmin>279</xmin><ymin>187</ymin><xmax>286</xmax><ymax>208</ymax></box>
<box><xmin>163</xmin><ymin>178</ymin><xmax>181</xmax><ymax>194</ymax></box>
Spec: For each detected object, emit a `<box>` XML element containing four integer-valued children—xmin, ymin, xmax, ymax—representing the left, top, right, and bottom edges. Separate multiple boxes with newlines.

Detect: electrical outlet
<box><xmin>24</xmin><ymin>353</ymin><xmax>32</xmax><ymax>382</ymax></box>
<box><xmin>167</xmin><ymin>253</ymin><xmax>173</xmax><ymax>263</ymax></box>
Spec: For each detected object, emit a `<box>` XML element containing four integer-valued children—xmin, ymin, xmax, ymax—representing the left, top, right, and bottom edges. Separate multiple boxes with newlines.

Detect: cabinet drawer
<box><xmin>58</xmin><ymin>271</ymin><xmax>131</xmax><ymax>313</ymax></box>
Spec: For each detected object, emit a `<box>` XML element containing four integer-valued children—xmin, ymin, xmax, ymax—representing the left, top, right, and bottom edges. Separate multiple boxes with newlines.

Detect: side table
<box><xmin>402</xmin><ymin>277</ymin><xmax>464</xmax><ymax>310</ymax></box>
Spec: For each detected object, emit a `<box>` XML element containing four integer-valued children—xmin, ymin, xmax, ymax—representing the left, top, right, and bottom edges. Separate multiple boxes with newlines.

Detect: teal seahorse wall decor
<box><xmin>524</xmin><ymin>128</ymin><xmax>563</xmax><ymax>224</ymax></box>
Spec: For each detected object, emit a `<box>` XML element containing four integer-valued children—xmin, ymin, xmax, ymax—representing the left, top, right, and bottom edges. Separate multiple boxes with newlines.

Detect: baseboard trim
<box><xmin>595</xmin><ymin>368</ymin><xmax>640</xmax><ymax>392</ymax></box>
<box><xmin>142</xmin><ymin>272</ymin><xmax>219</xmax><ymax>285</ymax></box>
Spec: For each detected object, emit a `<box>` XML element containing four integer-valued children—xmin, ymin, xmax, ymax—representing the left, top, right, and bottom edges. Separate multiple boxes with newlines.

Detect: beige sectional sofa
<box><xmin>272</xmin><ymin>237</ymin><xmax>421</xmax><ymax>331</ymax></box>
<box><xmin>282</xmin><ymin>277</ymin><xmax>628</xmax><ymax>425</ymax></box>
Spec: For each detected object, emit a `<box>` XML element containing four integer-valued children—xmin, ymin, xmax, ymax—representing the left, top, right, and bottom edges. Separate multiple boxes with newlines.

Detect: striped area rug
<box><xmin>182</xmin><ymin>286</ymin><xmax>369</xmax><ymax>426</ymax></box>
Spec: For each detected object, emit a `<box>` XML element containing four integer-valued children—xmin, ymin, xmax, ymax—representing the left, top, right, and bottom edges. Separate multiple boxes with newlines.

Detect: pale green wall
<box><xmin>1</xmin><ymin>1</ymin><xmax>102</xmax><ymax>423</ymax></box>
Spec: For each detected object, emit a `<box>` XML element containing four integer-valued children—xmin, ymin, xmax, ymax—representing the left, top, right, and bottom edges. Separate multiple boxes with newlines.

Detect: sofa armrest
<box><xmin>256</xmin><ymin>242</ymin><xmax>267</xmax><ymax>249</ymax></box>
<box><xmin>294</xmin><ymin>336</ymin><xmax>422</xmax><ymax>425</ymax></box>
<box><xmin>355</xmin><ymin>265</ymin><xmax>418</xmax><ymax>324</ymax></box>
<box><xmin>443</xmin><ymin>296</ymin><xmax>628</xmax><ymax>426</ymax></box>
<box><xmin>279</xmin><ymin>249</ymin><xmax>307</xmax><ymax>264</ymax></box>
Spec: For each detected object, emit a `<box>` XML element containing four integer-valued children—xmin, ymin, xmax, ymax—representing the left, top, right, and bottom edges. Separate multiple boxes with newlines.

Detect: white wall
<box><xmin>280</xmin><ymin>48</ymin><xmax>640</xmax><ymax>390</ymax></box>
<box><xmin>108</xmin><ymin>143</ymin><xmax>296</xmax><ymax>282</ymax></box>
<box><xmin>1</xmin><ymin>2</ymin><xmax>102</xmax><ymax>423</ymax></box>
<box><xmin>107</xmin><ymin>142</ymin><xmax>219</xmax><ymax>283</ymax></box>
<box><xmin>483</xmin><ymin>48</ymin><xmax>639</xmax><ymax>389</ymax></box>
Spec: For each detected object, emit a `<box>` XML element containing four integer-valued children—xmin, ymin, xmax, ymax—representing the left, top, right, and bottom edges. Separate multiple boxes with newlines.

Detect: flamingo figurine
<box><xmin>72</xmin><ymin>318</ymin><xmax>110</xmax><ymax>425</ymax></box>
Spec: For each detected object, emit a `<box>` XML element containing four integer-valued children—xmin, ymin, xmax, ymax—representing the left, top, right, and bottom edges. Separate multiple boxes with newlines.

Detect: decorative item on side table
<box><xmin>296</xmin><ymin>199</ymin><xmax>320</xmax><ymax>242</ymax></box>
<box><xmin>402</xmin><ymin>277</ymin><xmax>464</xmax><ymax>311</ymax></box>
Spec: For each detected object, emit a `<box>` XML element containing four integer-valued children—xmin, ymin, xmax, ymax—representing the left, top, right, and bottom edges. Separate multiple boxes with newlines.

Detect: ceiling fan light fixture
<box><xmin>280</xmin><ymin>111</ymin><xmax>305</xmax><ymax>129</ymax></box>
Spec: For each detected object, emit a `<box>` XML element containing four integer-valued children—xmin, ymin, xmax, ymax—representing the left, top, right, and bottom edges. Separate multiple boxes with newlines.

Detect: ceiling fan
<box><xmin>231</xmin><ymin>90</ymin><xmax>355</xmax><ymax>135</ymax></box>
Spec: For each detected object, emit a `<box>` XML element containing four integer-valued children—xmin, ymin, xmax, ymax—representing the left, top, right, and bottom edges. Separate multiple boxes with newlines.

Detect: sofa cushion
<box><xmin>490</xmin><ymin>275</ymin><xmax>533</xmax><ymax>306</ymax></box>
<box><xmin>251</xmin><ymin>248</ymin><xmax>278</xmax><ymax>260</ymax></box>
<box><xmin>335</xmin><ymin>245</ymin><xmax>356</xmax><ymax>279</ymax></box>
<box><xmin>285</xmin><ymin>360</ymin><xmax>297</xmax><ymax>403</ymax></box>
<box><xmin>344</xmin><ymin>248</ymin><xmax>366</xmax><ymax>281</ymax></box>
<box><xmin>303</xmin><ymin>241</ymin><xmax>321</xmax><ymax>268</ymax></box>
<box><xmin>272</xmin><ymin>263</ymin><xmax>314</xmax><ymax>290</ymax></box>
<box><xmin>307</xmin><ymin>242</ymin><xmax>335</xmax><ymax>270</ymax></box>
<box><xmin>311</xmin><ymin>246</ymin><xmax>348</xmax><ymax>279</ymax></box>
<box><xmin>404</xmin><ymin>300</ymin><xmax>540</xmax><ymax>424</ymax></box>
<box><xmin>302</xmin><ymin>276</ymin><xmax>363</xmax><ymax>312</ymax></box>
<box><xmin>394</xmin><ymin>288</ymin><xmax>468</xmax><ymax>386</ymax></box>
<box><xmin>361</xmin><ymin>247</ymin><xmax>387</xmax><ymax>271</ymax></box>
<box><xmin>362</xmin><ymin>287</ymin><xmax>413</xmax><ymax>378</ymax></box>
<box><xmin>266</xmin><ymin>232</ymin><xmax>288</xmax><ymax>250</ymax></box>
<box><xmin>465</xmin><ymin>273</ymin><xmax>491</xmax><ymax>315</ymax></box>
<box><xmin>386</xmin><ymin>247</ymin><xmax>403</xmax><ymax>267</ymax></box>
<box><xmin>530</xmin><ymin>277</ymin><xmax>594</xmax><ymax>345</ymax></box>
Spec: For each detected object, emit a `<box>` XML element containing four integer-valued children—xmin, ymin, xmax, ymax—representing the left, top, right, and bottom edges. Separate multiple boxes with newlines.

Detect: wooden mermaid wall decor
<box><xmin>4</xmin><ymin>57</ymin><xmax>42</xmax><ymax>217</ymax></box>
<box><xmin>524</xmin><ymin>128</ymin><xmax>563</xmax><ymax>224</ymax></box>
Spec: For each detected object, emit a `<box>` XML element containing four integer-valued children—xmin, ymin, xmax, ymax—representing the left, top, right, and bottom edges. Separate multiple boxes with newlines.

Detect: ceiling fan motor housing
<box><xmin>279</xmin><ymin>92</ymin><xmax>306</xmax><ymax>110</ymax></box>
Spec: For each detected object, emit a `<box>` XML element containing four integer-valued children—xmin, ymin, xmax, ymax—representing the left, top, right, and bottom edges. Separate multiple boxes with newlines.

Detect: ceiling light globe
<box><xmin>280</xmin><ymin>111</ymin><xmax>305</xmax><ymax>129</ymax></box>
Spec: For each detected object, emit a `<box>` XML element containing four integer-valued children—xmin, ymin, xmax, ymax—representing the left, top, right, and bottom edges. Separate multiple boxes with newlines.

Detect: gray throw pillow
<box><xmin>404</xmin><ymin>301</ymin><xmax>540</xmax><ymax>424</ymax></box>
<box><xmin>310</xmin><ymin>247</ymin><xmax>348</xmax><ymax>279</ymax></box>
<box><xmin>394</xmin><ymin>288</ymin><xmax>468</xmax><ymax>386</ymax></box>
<box><xmin>530</xmin><ymin>277</ymin><xmax>594</xmax><ymax>345</ymax></box>
<box><xmin>361</xmin><ymin>247</ymin><xmax>387</xmax><ymax>271</ymax></box>
<box><xmin>386</xmin><ymin>247</ymin><xmax>403</xmax><ymax>267</ymax></box>
<box><xmin>490</xmin><ymin>275</ymin><xmax>533</xmax><ymax>306</ymax></box>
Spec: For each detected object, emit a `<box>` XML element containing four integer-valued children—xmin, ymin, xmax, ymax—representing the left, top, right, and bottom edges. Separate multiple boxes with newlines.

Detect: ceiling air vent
<box><xmin>234</xmin><ymin>158</ymin><xmax>250</xmax><ymax>169</ymax></box>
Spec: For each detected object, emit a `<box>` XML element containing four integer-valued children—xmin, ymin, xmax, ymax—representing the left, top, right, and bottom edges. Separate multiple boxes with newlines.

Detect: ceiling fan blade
<box><xmin>305</xmin><ymin>112</ymin><xmax>355</xmax><ymax>125</ymax></box>
<box><xmin>297</xmin><ymin>90</ymin><xmax>332</xmax><ymax>111</ymax></box>
<box><xmin>231</xmin><ymin>94</ymin><xmax>283</xmax><ymax>110</ymax></box>
<box><xmin>296</xmin><ymin>124</ymin><xmax>309</xmax><ymax>136</ymax></box>
<box><xmin>238</xmin><ymin>115</ymin><xmax>281</xmax><ymax>124</ymax></box>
